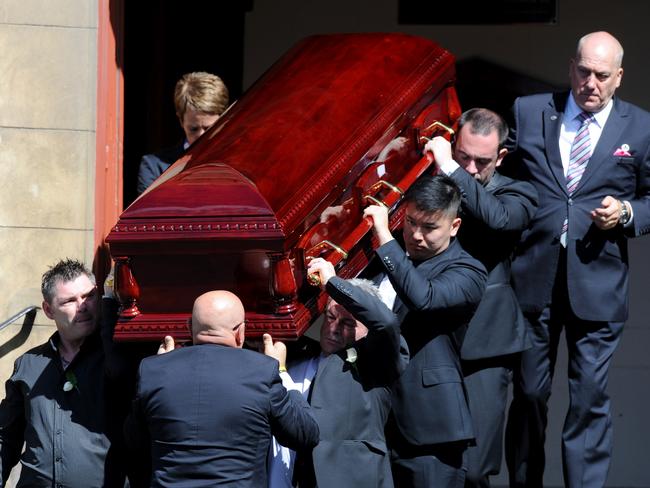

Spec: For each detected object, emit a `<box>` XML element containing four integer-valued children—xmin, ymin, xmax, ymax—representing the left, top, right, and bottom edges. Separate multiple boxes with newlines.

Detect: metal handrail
<box><xmin>0</xmin><ymin>306</ymin><xmax>40</xmax><ymax>333</ymax></box>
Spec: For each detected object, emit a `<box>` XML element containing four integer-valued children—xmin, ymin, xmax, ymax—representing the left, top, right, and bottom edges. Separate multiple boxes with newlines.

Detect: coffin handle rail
<box><xmin>363</xmin><ymin>195</ymin><xmax>387</xmax><ymax>208</ymax></box>
<box><xmin>305</xmin><ymin>239</ymin><xmax>349</xmax><ymax>285</ymax></box>
<box><xmin>419</xmin><ymin>120</ymin><xmax>455</xmax><ymax>143</ymax></box>
<box><xmin>304</xmin><ymin>143</ymin><xmax>439</xmax><ymax>286</ymax></box>
<box><xmin>305</xmin><ymin>180</ymin><xmax>404</xmax><ymax>286</ymax></box>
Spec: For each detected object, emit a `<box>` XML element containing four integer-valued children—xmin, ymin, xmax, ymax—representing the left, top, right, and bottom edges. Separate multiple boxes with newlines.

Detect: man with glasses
<box><xmin>124</xmin><ymin>290</ymin><xmax>319</xmax><ymax>487</ymax></box>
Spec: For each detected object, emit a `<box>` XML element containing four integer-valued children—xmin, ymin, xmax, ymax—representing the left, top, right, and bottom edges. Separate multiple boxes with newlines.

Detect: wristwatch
<box><xmin>619</xmin><ymin>200</ymin><xmax>631</xmax><ymax>225</ymax></box>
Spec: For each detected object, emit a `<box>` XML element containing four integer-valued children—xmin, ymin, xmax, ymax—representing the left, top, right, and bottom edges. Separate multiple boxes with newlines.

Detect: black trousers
<box><xmin>462</xmin><ymin>355</ymin><xmax>518</xmax><ymax>488</ymax></box>
<box><xmin>389</xmin><ymin>420</ymin><xmax>467</xmax><ymax>488</ymax></box>
<box><xmin>505</xmin><ymin>254</ymin><xmax>624</xmax><ymax>488</ymax></box>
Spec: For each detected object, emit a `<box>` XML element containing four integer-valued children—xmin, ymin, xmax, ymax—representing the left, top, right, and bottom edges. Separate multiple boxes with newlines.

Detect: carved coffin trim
<box><xmin>108</xmin><ymin>217</ymin><xmax>284</xmax><ymax>241</ymax></box>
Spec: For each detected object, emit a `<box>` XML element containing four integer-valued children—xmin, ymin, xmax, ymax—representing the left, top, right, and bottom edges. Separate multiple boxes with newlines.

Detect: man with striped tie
<box><xmin>504</xmin><ymin>31</ymin><xmax>650</xmax><ymax>488</ymax></box>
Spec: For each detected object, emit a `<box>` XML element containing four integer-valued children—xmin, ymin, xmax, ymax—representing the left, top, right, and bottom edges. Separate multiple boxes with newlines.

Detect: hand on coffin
<box><xmin>157</xmin><ymin>335</ymin><xmax>175</xmax><ymax>355</ymax></box>
<box><xmin>103</xmin><ymin>265</ymin><xmax>115</xmax><ymax>299</ymax></box>
<box><xmin>424</xmin><ymin>136</ymin><xmax>454</xmax><ymax>167</ymax></box>
<box><xmin>320</xmin><ymin>204</ymin><xmax>346</xmax><ymax>224</ymax></box>
<box><xmin>363</xmin><ymin>205</ymin><xmax>394</xmax><ymax>246</ymax></box>
<box><xmin>307</xmin><ymin>258</ymin><xmax>336</xmax><ymax>288</ymax></box>
<box><xmin>376</xmin><ymin>136</ymin><xmax>409</xmax><ymax>163</ymax></box>
<box><xmin>262</xmin><ymin>333</ymin><xmax>287</xmax><ymax>371</ymax></box>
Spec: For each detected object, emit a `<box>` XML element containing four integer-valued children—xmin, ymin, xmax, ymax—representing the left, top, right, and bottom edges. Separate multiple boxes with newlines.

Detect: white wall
<box><xmin>244</xmin><ymin>2</ymin><xmax>650</xmax><ymax>486</ymax></box>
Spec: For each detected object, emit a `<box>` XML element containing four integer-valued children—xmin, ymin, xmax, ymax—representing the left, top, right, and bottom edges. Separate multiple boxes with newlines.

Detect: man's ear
<box><xmin>450</xmin><ymin>217</ymin><xmax>462</xmax><ymax>237</ymax></box>
<box><xmin>42</xmin><ymin>300</ymin><xmax>54</xmax><ymax>320</ymax></box>
<box><xmin>496</xmin><ymin>148</ymin><xmax>508</xmax><ymax>168</ymax></box>
<box><xmin>235</xmin><ymin>324</ymin><xmax>245</xmax><ymax>348</ymax></box>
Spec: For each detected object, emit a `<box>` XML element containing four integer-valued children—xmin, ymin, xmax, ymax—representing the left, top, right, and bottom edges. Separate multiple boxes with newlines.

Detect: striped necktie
<box><xmin>566</xmin><ymin>111</ymin><xmax>594</xmax><ymax>194</ymax></box>
<box><xmin>561</xmin><ymin>111</ymin><xmax>594</xmax><ymax>245</ymax></box>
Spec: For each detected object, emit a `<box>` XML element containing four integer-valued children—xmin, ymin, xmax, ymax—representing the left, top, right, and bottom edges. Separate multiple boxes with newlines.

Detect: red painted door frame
<box><xmin>94</xmin><ymin>0</ymin><xmax>124</xmax><ymax>276</ymax></box>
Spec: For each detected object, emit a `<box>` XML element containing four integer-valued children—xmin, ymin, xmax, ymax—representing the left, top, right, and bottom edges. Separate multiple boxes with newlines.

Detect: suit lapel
<box><xmin>543</xmin><ymin>94</ymin><xmax>568</xmax><ymax>194</ymax></box>
<box><xmin>573</xmin><ymin>98</ymin><xmax>629</xmax><ymax>193</ymax></box>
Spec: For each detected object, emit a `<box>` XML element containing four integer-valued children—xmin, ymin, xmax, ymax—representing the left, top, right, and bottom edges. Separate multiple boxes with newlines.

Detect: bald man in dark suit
<box><xmin>124</xmin><ymin>291</ymin><xmax>319</xmax><ymax>487</ymax></box>
<box><xmin>504</xmin><ymin>31</ymin><xmax>650</xmax><ymax>488</ymax></box>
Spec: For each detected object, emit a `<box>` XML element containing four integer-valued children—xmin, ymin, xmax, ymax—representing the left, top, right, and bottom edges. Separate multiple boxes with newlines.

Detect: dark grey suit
<box><xmin>296</xmin><ymin>277</ymin><xmax>409</xmax><ymax>488</ymax></box>
<box><xmin>449</xmin><ymin>168</ymin><xmax>538</xmax><ymax>488</ymax></box>
<box><xmin>136</xmin><ymin>143</ymin><xmax>185</xmax><ymax>195</ymax></box>
<box><xmin>124</xmin><ymin>345</ymin><xmax>319</xmax><ymax>487</ymax></box>
<box><xmin>504</xmin><ymin>93</ymin><xmax>650</xmax><ymax>488</ymax></box>
<box><xmin>372</xmin><ymin>238</ymin><xmax>487</xmax><ymax>488</ymax></box>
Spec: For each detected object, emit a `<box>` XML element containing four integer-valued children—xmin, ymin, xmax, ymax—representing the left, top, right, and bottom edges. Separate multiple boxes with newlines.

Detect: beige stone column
<box><xmin>0</xmin><ymin>0</ymin><xmax>99</xmax><ymax>400</ymax></box>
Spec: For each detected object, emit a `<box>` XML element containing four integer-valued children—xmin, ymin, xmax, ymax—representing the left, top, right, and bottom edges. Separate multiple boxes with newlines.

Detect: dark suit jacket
<box><xmin>375</xmin><ymin>238</ymin><xmax>487</xmax><ymax>446</ymax></box>
<box><xmin>302</xmin><ymin>277</ymin><xmax>409</xmax><ymax>488</ymax></box>
<box><xmin>124</xmin><ymin>345</ymin><xmax>318</xmax><ymax>487</ymax></box>
<box><xmin>136</xmin><ymin>143</ymin><xmax>185</xmax><ymax>195</ymax></box>
<box><xmin>450</xmin><ymin>169</ymin><xmax>538</xmax><ymax>359</ymax></box>
<box><xmin>508</xmin><ymin>93</ymin><xmax>650</xmax><ymax>321</ymax></box>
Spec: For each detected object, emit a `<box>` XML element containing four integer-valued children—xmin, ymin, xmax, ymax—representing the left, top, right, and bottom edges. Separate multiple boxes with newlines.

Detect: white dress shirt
<box><xmin>559</xmin><ymin>94</ymin><xmax>613</xmax><ymax>176</ymax></box>
<box><xmin>268</xmin><ymin>355</ymin><xmax>321</xmax><ymax>488</ymax></box>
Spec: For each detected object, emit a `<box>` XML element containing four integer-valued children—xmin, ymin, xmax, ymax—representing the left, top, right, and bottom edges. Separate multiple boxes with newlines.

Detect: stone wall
<box><xmin>0</xmin><ymin>0</ymin><xmax>98</xmax><ymax>403</ymax></box>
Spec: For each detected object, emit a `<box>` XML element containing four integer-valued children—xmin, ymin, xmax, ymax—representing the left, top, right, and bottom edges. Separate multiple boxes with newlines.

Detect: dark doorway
<box><xmin>122</xmin><ymin>1</ymin><xmax>252</xmax><ymax>206</ymax></box>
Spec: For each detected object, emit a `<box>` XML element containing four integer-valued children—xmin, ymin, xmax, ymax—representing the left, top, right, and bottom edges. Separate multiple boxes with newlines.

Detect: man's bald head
<box><xmin>576</xmin><ymin>31</ymin><xmax>624</xmax><ymax>68</ymax></box>
<box><xmin>191</xmin><ymin>290</ymin><xmax>246</xmax><ymax>347</ymax></box>
<box><xmin>570</xmin><ymin>31</ymin><xmax>624</xmax><ymax>113</ymax></box>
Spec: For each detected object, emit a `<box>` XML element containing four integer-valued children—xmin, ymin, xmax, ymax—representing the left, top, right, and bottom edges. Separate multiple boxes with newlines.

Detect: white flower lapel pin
<box><xmin>63</xmin><ymin>371</ymin><xmax>79</xmax><ymax>393</ymax></box>
<box><xmin>345</xmin><ymin>347</ymin><xmax>359</xmax><ymax>374</ymax></box>
<box><xmin>613</xmin><ymin>144</ymin><xmax>631</xmax><ymax>157</ymax></box>
<box><xmin>345</xmin><ymin>347</ymin><xmax>358</xmax><ymax>364</ymax></box>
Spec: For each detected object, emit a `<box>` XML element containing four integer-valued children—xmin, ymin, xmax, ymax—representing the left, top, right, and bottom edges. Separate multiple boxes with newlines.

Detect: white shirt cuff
<box><xmin>438</xmin><ymin>158</ymin><xmax>461</xmax><ymax>176</ymax></box>
<box><xmin>279</xmin><ymin>371</ymin><xmax>300</xmax><ymax>391</ymax></box>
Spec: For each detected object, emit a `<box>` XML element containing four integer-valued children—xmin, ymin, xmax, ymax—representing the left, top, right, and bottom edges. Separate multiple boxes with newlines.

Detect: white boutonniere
<box><xmin>63</xmin><ymin>371</ymin><xmax>79</xmax><ymax>393</ymax></box>
<box><xmin>345</xmin><ymin>347</ymin><xmax>359</xmax><ymax>374</ymax></box>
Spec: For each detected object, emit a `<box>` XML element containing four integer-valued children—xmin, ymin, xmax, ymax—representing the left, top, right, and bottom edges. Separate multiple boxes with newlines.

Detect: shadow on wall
<box><xmin>0</xmin><ymin>307</ymin><xmax>39</xmax><ymax>359</ymax></box>
<box><xmin>455</xmin><ymin>56</ymin><xmax>566</xmax><ymax>117</ymax></box>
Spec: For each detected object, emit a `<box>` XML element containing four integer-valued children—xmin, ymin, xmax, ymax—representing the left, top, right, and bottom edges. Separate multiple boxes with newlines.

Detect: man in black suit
<box><xmin>363</xmin><ymin>175</ymin><xmax>488</xmax><ymax>488</ymax></box>
<box><xmin>124</xmin><ymin>290</ymin><xmax>319</xmax><ymax>487</ymax></box>
<box><xmin>137</xmin><ymin>72</ymin><xmax>229</xmax><ymax>195</ymax></box>
<box><xmin>426</xmin><ymin>108</ymin><xmax>538</xmax><ymax>487</ymax></box>
<box><xmin>265</xmin><ymin>259</ymin><xmax>409</xmax><ymax>488</ymax></box>
<box><xmin>504</xmin><ymin>31</ymin><xmax>650</xmax><ymax>488</ymax></box>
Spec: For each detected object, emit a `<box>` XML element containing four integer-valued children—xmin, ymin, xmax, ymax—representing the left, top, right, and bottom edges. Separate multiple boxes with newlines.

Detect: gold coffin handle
<box><xmin>363</xmin><ymin>195</ymin><xmax>388</xmax><ymax>208</ymax></box>
<box><xmin>305</xmin><ymin>240</ymin><xmax>349</xmax><ymax>286</ymax></box>
<box><xmin>419</xmin><ymin>120</ymin><xmax>455</xmax><ymax>144</ymax></box>
<box><xmin>366</xmin><ymin>179</ymin><xmax>404</xmax><ymax>198</ymax></box>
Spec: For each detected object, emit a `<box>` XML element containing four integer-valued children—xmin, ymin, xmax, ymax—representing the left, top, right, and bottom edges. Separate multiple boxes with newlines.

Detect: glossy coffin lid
<box><xmin>107</xmin><ymin>33</ymin><xmax>459</xmax><ymax>342</ymax></box>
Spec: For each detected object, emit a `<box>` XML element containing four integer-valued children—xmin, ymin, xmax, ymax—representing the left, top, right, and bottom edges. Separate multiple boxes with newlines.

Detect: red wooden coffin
<box><xmin>106</xmin><ymin>33</ymin><xmax>461</xmax><ymax>342</ymax></box>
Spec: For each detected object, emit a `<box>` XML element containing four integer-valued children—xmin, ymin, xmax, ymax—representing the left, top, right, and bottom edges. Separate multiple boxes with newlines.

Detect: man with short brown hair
<box><xmin>0</xmin><ymin>258</ymin><xmax>126</xmax><ymax>487</ymax></box>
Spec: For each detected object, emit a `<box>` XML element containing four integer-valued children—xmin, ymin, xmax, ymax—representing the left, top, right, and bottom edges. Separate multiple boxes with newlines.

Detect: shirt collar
<box><xmin>566</xmin><ymin>93</ymin><xmax>613</xmax><ymax>128</ymax></box>
<box><xmin>48</xmin><ymin>331</ymin><xmax>61</xmax><ymax>353</ymax></box>
<box><xmin>48</xmin><ymin>330</ymin><xmax>100</xmax><ymax>356</ymax></box>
